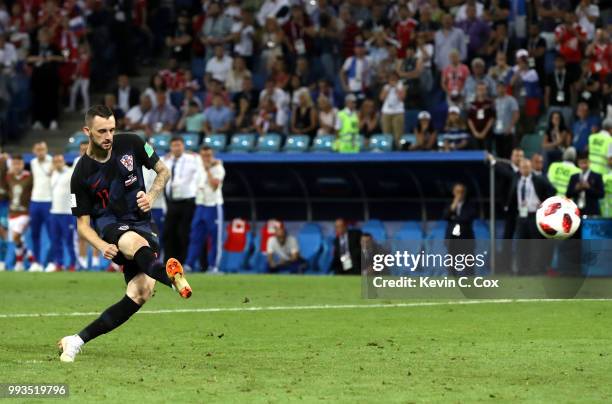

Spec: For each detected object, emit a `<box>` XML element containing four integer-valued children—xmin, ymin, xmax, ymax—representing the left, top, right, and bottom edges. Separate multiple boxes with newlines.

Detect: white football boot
<box><xmin>0</xmin><ymin>262</ymin><xmax>5</xmax><ymax>271</ymax></box>
<box><xmin>14</xmin><ymin>261</ymin><xmax>24</xmax><ymax>272</ymax></box>
<box><xmin>44</xmin><ymin>263</ymin><xmax>58</xmax><ymax>273</ymax></box>
<box><xmin>57</xmin><ymin>335</ymin><xmax>84</xmax><ymax>362</ymax></box>
<box><xmin>29</xmin><ymin>262</ymin><xmax>43</xmax><ymax>272</ymax></box>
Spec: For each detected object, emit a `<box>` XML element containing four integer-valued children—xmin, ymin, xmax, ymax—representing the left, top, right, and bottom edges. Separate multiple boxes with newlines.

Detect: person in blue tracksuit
<box><xmin>185</xmin><ymin>146</ymin><xmax>225</xmax><ymax>272</ymax></box>
<box><xmin>29</xmin><ymin>142</ymin><xmax>53</xmax><ymax>271</ymax></box>
<box><xmin>0</xmin><ymin>153</ymin><xmax>9</xmax><ymax>271</ymax></box>
<box><xmin>46</xmin><ymin>154</ymin><xmax>77</xmax><ymax>272</ymax></box>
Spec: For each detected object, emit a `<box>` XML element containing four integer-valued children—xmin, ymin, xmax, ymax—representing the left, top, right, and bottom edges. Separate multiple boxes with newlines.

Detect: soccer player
<box><xmin>0</xmin><ymin>153</ymin><xmax>9</xmax><ymax>271</ymax></box>
<box><xmin>185</xmin><ymin>146</ymin><xmax>225</xmax><ymax>272</ymax></box>
<box><xmin>29</xmin><ymin>141</ymin><xmax>53</xmax><ymax>272</ymax></box>
<box><xmin>58</xmin><ymin>105</ymin><xmax>192</xmax><ymax>362</ymax></box>
<box><xmin>46</xmin><ymin>154</ymin><xmax>77</xmax><ymax>272</ymax></box>
<box><xmin>6</xmin><ymin>154</ymin><xmax>33</xmax><ymax>271</ymax></box>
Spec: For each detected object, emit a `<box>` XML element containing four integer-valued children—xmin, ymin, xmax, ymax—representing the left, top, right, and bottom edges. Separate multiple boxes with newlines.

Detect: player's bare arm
<box><xmin>136</xmin><ymin>160</ymin><xmax>169</xmax><ymax>212</ymax></box>
<box><xmin>75</xmin><ymin>215</ymin><xmax>118</xmax><ymax>260</ymax></box>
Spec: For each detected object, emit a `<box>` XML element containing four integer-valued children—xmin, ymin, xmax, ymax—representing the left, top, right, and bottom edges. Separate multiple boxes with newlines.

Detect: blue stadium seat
<box><xmin>180</xmin><ymin>133</ymin><xmax>200</xmax><ymax>151</ymax></box>
<box><xmin>220</xmin><ymin>230</ymin><xmax>253</xmax><ymax>273</ymax></box>
<box><xmin>362</xmin><ymin>219</ymin><xmax>387</xmax><ymax>243</ymax></box>
<box><xmin>311</xmin><ymin>134</ymin><xmax>335</xmax><ymax>152</ymax></box>
<box><xmin>247</xmin><ymin>232</ymin><xmax>268</xmax><ymax>273</ymax></box>
<box><xmin>368</xmin><ymin>134</ymin><xmax>394</xmax><ymax>152</ymax></box>
<box><xmin>314</xmin><ymin>236</ymin><xmax>335</xmax><ymax>275</ymax></box>
<box><xmin>228</xmin><ymin>133</ymin><xmax>256</xmax><ymax>153</ymax></box>
<box><xmin>65</xmin><ymin>132</ymin><xmax>87</xmax><ymax>152</ymax></box>
<box><xmin>150</xmin><ymin>133</ymin><xmax>172</xmax><ymax>152</ymax></box>
<box><xmin>256</xmin><ymin>133</ymin><xmax>282</xmax><ymax>153</ymax></box>
<box><xmin>297</xmin><ymin>223</ymin><xmax>323</xmax><ymax>272</ymax></box>
<box><xmin>284</xmin><ymin>134</ymin><xmax>310</xmax><ymax>152</ymax></box>
<box><xmin>424</xmin><ymin>221</ymin><xmax>448</xmax><ymax>276</ymax></box>
<box><xmin>473</xmin><ymin>219</ymin><xmax>490</xmax><ymax>240</ymax></box>
<box><xmin>394</xmin><ymin>221</ymin><xmax>423</xmax><ymax>241</ymax></box>
<box><xmin>203</xmin><ymin>134</ymin><xmax>227</xmax><ymax>152</ymax></box>
<box><xmin>399</xmin><ymin>133</ymin><xmax>416</xmax><ymax>149</ymax></box>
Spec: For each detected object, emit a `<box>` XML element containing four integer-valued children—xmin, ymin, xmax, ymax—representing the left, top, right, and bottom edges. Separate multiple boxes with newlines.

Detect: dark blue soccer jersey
<box><xmin>70</xmin><ymin>133</ymin><xmax>160</xmax><ymax>232</ymax></box>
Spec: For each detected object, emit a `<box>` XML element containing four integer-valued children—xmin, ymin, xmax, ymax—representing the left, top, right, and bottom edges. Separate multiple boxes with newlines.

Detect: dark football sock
<box><xmin>78</xmin><ymin>295</ymin><xmax>141</xmax><ymax>343</ymax></box>
<box><xmin>133</xmin><ymin>246</ymin><xmax>173</xmax><ymax>288</ymax></box>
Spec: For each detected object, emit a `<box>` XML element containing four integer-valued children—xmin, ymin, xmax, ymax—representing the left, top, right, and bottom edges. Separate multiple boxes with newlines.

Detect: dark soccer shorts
<box><xmin>101</xmin><ymin>220</ymin><xmax>161</xmax><ymax>284</ymax></box>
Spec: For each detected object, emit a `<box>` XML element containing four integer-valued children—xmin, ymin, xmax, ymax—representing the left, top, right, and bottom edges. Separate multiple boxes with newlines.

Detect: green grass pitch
<box><xmin>1</xmin><ymin>272</ymin><xmax>611</xmax><ymax>403</ymax></box>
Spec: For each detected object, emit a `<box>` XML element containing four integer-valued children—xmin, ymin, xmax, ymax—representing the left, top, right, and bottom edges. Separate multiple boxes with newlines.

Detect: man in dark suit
<box><xmin>114</xmin><ymin>74</ymin><xmax>140</xmax><ymax>114</ymax></box>
<box><xmin>506</xmin><ymin>158</ymin><xmax>556</xmax><ymax>274</ymax></box>
<box><xmin>567</xmin><ymin>153</ymin><xmax>605</xmax><ymax>217</ymax></box>
<box><xmin>444</xmin><ymin>183</ymin><xmax>477</xmax><ymax>276</ymax></box>
<box><xmin>332</xmin><ymin>219</ymin><xmax>362</xmax><ymax>275</ymax></box>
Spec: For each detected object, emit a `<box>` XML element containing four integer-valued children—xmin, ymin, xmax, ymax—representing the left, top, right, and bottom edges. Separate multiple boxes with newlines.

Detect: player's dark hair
<box><xmin>12</xmin><ymin>153</ymin><xmax>23</xmax><ymax>160</ymax></box>
<box><xmin>200</xmin><ymin>145</ymin><xmax>212</xmax><ymax>152</ymax></box>
<box><xmin>577</xmin><ymin>151</ymin><xmax>589</xmax><ymax>161</ymax></box>
<box><xmin>85</xmin><ymin>105</ymin><xmax>113</xmax><ymax>126</ymax></box>
<box><xmin>170</xmin><ymin>136</ymin><xmax>184</xmax><ymax>144</ymax></box>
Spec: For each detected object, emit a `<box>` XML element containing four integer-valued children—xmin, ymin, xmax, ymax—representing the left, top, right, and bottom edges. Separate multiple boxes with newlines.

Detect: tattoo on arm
<box><xmin>149</xmin><ymin>160</ymin><xmax>170</xmax><ymax>202</ymax></box>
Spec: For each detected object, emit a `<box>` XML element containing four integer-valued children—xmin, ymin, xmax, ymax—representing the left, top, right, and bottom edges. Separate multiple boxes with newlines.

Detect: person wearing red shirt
<box><xmin>554</xmin><ymin>12</ymin><xmax>587</xmax><ymax>81</ymax></box>
<box><xmin>586</xmin><ymin>28</ymin><xmax>611</xmax><ymax>81</ymax></box>
<box><xmin>395</xmin><ymin>5</ymin><xmax>418</xmax><ymax>59</ymax></box>
<box><xmin>442</xmin><ymin>49</ymin><xmax>470</xmax><ymax>102</ymax></box>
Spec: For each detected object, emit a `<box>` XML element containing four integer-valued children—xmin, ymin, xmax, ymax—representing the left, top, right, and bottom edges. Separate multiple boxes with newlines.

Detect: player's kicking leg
<box><xmin>58</xmin><ymin>231</ymin><xmax>191</xmax><ymax>362</ymax></box>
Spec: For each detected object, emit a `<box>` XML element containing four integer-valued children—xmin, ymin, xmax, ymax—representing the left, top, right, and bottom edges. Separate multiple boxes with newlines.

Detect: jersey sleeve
<box><xmin>133</xmin><ymin>134</ymin><xmax>160</xmax><ymax>170</ymax></box>
<box><xmin>70</xmin><ymin>165</ymin><xmax>93</xmax><ymax>217</ymax></box>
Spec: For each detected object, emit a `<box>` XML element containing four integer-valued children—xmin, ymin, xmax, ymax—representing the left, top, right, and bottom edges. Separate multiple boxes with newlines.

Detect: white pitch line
<box><xmin>0</xmin><ymin>298</ymin><xmax>610</xmax><ymax>319</ymax></box>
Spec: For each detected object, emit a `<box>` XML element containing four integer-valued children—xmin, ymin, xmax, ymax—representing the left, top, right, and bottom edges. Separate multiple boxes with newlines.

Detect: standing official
<box><xmin>567</xmin><ymin>153</ymin><xmax>605</xmax><ymax>217</ymax></box>
<box><xmin>29</xmin><ymin>142</ymin><xmax>53</xmax><ymax>271</ymax></box>
<box><xmin>162</xmin><ymin>137</ymin><xmax>200</xmax><ymax>262</ymax></box>
<box><xmin>46</xmin><ymin>155</ymin><xmax>77</xmax><ymax>272</ymax></box>
<box><xmin>185</xmin><ymin>146</ymin><xmax>225</xmax><ymax>273</ymax></box>
<box><xmin>332</xmin><ymin>218</ymin><xmax>362</xmax><ymax>275</ymax></box>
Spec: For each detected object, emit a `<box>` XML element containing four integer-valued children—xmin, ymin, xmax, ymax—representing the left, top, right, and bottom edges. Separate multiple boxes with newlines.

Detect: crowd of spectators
<box><xmin>0</xmin><ymin>0</ymin><xmax>610</xmax><ymax>163</ymax></box>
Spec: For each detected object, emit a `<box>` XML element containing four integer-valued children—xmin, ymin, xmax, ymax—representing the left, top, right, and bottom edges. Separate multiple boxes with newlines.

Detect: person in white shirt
<box><xmin>162</xmin><ymin>136</ymin><xmax>200</xmax><ymax>262</ymax></box>
<box><xmin>380</xmin><ymin>71</ymin><xmax>406</xmax><ymax>147</ymax></box>
<box><xmin>205</xmin><ymin>45</ymin><xmax>233</xmax><ymax>87</ymax></box>
<box><xmin>185</xmin><ymin>146</ymin><xmax>225</xmax><ymax>272</ymax></box>
<box><xmin>266</xmin><ymin>225</ymin><xmax>302</xmax><ymax>273</ymax></box>
<box><xmin>340</xmin><ymin>41</ymin><xmax>371</xmax><ymax>100</ymax></box>
<box><xmin>125</xmin><ymin>94</ymin><xmax>153</xmax><ymax>131</ymax></box>
<box><xmin>29</xmin><ymin>141</ymin><xmax>53</xmax><ymax>272</ymax></box>
<box><xmin>143</xmin><ymin>165</ymin><xmax>166</xmax><ymax>256</ymax></box>
<box><xmin>45</xmin><ymin>154</ymin><xmax>77</xmax><ymax>272</ymax></box>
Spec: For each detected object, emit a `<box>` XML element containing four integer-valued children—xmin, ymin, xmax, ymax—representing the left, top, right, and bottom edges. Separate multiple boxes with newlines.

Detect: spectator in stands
<box><xmin>255</xmin><ymin>97</ymin><xmax>284</xmax><ymax>135</ymax></box>
<box><xmin>113</xmin><ymin>74</ymin><xmax>140</xmax><ymax>114</ymax></box>
<box><xmin>204</xmin><ymin>79</ymin><xmax>231</xmax><ymax>108</ymax></box>
<box><xmin>542</xmin><ymin>111</ymin><xmax>572</xmax><ymax>169</ymax></box>
<box><xmin>260</xmin><ymin>17</ymin><xmax>285</xmax><ymax>72</ymax></box>
<box><xmin>545</xmin><ymin>55</ymin><xmax>574</xmax><ymax>127</ymax></box>
<box><xmin>103</xmin><ymin>94</ymin><xmax>125</xmax><ymax>129</ymax></box>
<box><xmin>144</xmin><ymin>74</ymin><xmax>168</xmax><ymax>108</ymax></box>
<box><xmin>166</xmin><ymin>10</ymin><xmax>192</xmax><ymax>63</ymax></box>
<box><xmin>283</xmin><ymin>4</ymin><xmax>315</xmax><ymax>61</ymax></box>
<box><xmin>575</xmin><ymin>58</ymin><xmax>603</xmax><ymax>115</ymax></box>
<box><xmin>233</xmin><ymin>76</ymin><xmax>258</xmax><ymax>111</ymax></box>
<box><xmin>270</xmin><ymin>57</ymin><xmax>290</xmax><ymax>90</ymax></box>
<box><xmin>316</xmin><ymin>11</ymin><xmax>340</xmax><ymax>82</ymax></box>
<box><xmin>230</xmin><ymin>8</ymin><xmax>255</xmax><ymax>69</ymax></box>
<box><xmin>536</xmin><ymin>0</ymin><xmax>572</xmax><ymax>35</ymax></box>
<box><xmin>338</xmin><ymin>4</ymin><xmax>361</xmax><ymax>59</ymax></box>
<box><xmin>293</xmin><ymin>56</ymin><xmax>316</xmax><ymax>89</ymax></box>
<box><xmin>311</xmin><ymin>79</ymin><xmax>336</xmax><ymax>110</ymax></box>
<box><xmin>199</xmin><ymin>1</ymin><xmax>232</xmax><ymax>61</ymax></box>
<box><xmin>531</xmin><ymin>154</ymin><xmax>545</xmax><ymax>176</ymax></box>
<box><xmin>68</xmin><ymin>42</ymin><xmax>90</xmax><ymax>113</ymax></box>
<box><xmin>464</xmin><ymin>58</ymin><xmax>496</xmax><ymax>103</ymax></box>
<box><xmin>467</xmin><ymin>82</ymin><xmax>495</xmax><ymax>151</ymax></box>
<box><xmin>380</xmin><ymin>71</ymin><xmax>405</xmax><ymax>146</ymax></box>
<box><xmin>147</xmin><ymin>90</ymin><xmax>179</xmax><ymax>133</ymax></box>
<box><xmin>585</xmin><ymin>29</ymin><xmax>610</xmax><ymax>83</ymax></box>
<box><xmin>177</xmin><ymin>101</ymin><xmax>205</xmax><ymax>135</ymax></box>
<box><xmin>180</xmin><ymin>86</ymin><xmax>203</xmax><ymax>114</ymax></box>
<box><xmin>0</xmin><ymin>34</ymin><xmax>18</xmax><ymax>75</ymax></box>
<box><xmin>396</xmin><ymin>44</ymin><xmax>423</xmax><ymax>109</ymax></box>
<box><xmin>394</xmin><ymin>5</ymin><xmax>417</xmax><ymax>60</ymax></box>
<box><xmin>456</xmin><ymin>3</ymin><xmax>490</xmax><ymax>61</ymax></box>
<box><xmin>340</xmin><ymin>41</ymin><xmax>371</xmax><ymax>102</ymax></box>
<box><xmin>203</xmin><ymin>94</ymin><xmax>232</xmax><ymax>136</ymax></box>
<box><xmin>316</xmin><ymin>95</ymin><xmax>337</xmax><ymax>135</ymax></box>
<box><xmin>225</xmin><ymin>56</ymin><xmax>251</xmax><ymax>94</ymax></box>
<box><xmin>434</xmin><ymin>13</ymin><xmax>466</xmax><ymax>71</ymax></box>
<box><xmin>442</xmin><ymin>106</ymin><xmax>470</xmax><ymax>151</ymax></box>
<box><xmin>332</xmin><ymin>218</ymin><xmax>361</xmax><ymax>275</ymax></box>
<box><xmin>266</xmin><ymin>225</ymin><xmax>302</xmax><ymax>273</ymax></box>
<box><xmin>234</xmin><ymin>96</ymin><xmax>256</xmax><ymax>133</ymax></box>
<box><xmin>493</xmin><ymin>81</ymin><xmax>520</xmax><ymax>159</ymax></box>
<box><xmin>415</xmin><ymin>32</ymin><xmax>434</xmax><ymax>95</ymax></box>
<box><xmin>572</xmin><ymin>102</ymin><xmax>600</xmax><ymax>153</ymax></box>
<box><xmin>567</xmin><ymin>152</ymin><xmax>605</xmax><ymax>216</ymax></box>
<box><xmin>487</xmin><ymin>51</ymin><xmax>512</xmax><ymax>86</ymax></box>
<box><xmin>441</xmin><ymin>49</ymin><xmax>470</xmax><ymax>105</ymax></box>
<box><xmin>28</xmin><ymin>27</ymin><xmax>63</xmax><ymax>130</ymax></box>
<box><xmin>358</xmin><ymin>98</ymin><xmax>380</xmax><ymax>140</ymax></box>
<box><xmin>366</xmin><ymin>30</ymin><xmax>395</xmax><ymax>82</ymax></box>
<box><xmin>414</xmin><ymin>5</ymin><xmax>439</xmax><ymax>42</ymax></box>
<box><xmin>291</xmin><ymin>90</ymin><xmax>317</xmax><ymax>138</ymax></box>
<box><xmin>47</xmin><ymin>154</ymin><xmax>76</xmax><ymax>272</ymax></box>
<box><xmin>259</xmin><ymin>78</ymin><xmax>289</xmax><ymax>112</ymax></box>
<box><xmin>444</xmin><ymin>182</ymin><xmax>476</xmax><ymax>276</ymax></box>
<box><xmin>555</xmin><ymin>12</ymin><xmax>587</xmax><ymax>81</ymax></box>
<box><xmin>257</xmin><ymin>0</ymin><xmax>290</xmax><ymax>28</ymax></box>
<box><xmin>484</xmin><ymin>23</ymin><xmax>516</xmax><ymax>66</ymax></box>
<box><xmin>510</xmin><ymin>49</ymin><xmax>540</xmax><ymax>135</ymax></box>
<box><xmin>125</xmin><ymin>94</ymin><xmax>153</xmax><ymax>132</ymax></box>
<box><xmin>410</xmin><ymin>111</ymin><xmax>437</xmax><ymax>151</ymax></box>
<box><xmin>575</xmin><ymin>0</ymin><xmax>599</xmax><ymax>41</ymax></box>
<box><xmin>205</xmin><ymin>44</ymin><xmax>233</xmax><ymax>87</ymax></box>
<box><xmin>526</xmin><ymin>24</ymin><xmax>547</xmax><ymax>88</ymax></box>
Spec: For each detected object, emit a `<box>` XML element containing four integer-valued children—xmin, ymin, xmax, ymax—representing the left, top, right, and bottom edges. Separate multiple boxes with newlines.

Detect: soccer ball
<box><xmin>535</xmin><ymin>196</ymin><xmax>581</xmax><ymax>239</ymax></box>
